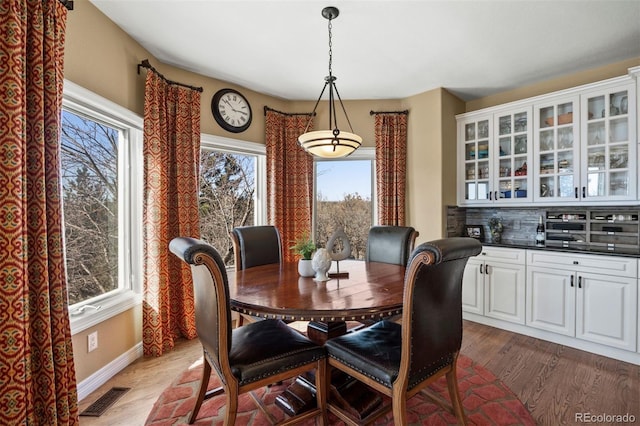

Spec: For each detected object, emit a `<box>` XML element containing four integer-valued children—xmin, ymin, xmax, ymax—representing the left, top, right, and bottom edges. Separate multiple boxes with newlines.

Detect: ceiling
<box><xmin>89</xmin><ymin>0</ymin><xmax>640</xmax><ymax>102</ymax></box>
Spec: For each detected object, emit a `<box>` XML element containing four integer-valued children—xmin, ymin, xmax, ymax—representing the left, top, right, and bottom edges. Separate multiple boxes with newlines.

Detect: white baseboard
<box><xmin>77</xmin><ymin>342</ymin><xmax>143</xmax><ymax>401</ymax></box>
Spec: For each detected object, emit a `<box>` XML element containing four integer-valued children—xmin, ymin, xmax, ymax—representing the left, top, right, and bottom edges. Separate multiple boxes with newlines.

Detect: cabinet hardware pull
<box><xmin>574</xmin><ymin>187</ymin><xmax>578</xmax><ymax>198</ymax></box>
<box><xmin>582</xmin><ymin>186</ymin><xmax>586</xmax><ymax>198</ymax></box>
<box><xmin>489</xmin><ymin>191</ymin><xmax>492</xmax><ymax>200</ymax></box>
<box><xmin>578</xmin><ymin>276</ymin><xmax>582</xmax><ymax>289</ymax></box>
<box><xmin>570</xmin><ymin>275</ymin><xmax>574</xmax><ymax>287</ymax></box>
<box><xmin>486</xmin><ymin>264</ymin><xmax>491</xmax><ymax>274</ymax></box>
<box><xmin>480</xmin><ymin>264</ymin><xmax>484</xmax><ymax>274</ymax></box>
<box><xmin>494</xmin><ymin>191</ymin><xmax>498</xmax><ymax>201</ymax></box>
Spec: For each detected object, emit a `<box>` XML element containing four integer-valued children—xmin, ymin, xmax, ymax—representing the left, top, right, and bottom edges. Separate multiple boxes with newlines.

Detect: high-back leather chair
<box><xmin>325</xmin><ymin>237</ymin><xmax>482</xmax><ymax>425</ymax></box>
<box><xmin>365</xmin><ymin>225</ymin><xmax>418</xmax><ymax>266</ymax></box>
<box><xmin>230</xmin><ymin>225</ymin><xmax>282</xmax><ymax>270</ymax></box>
<box><xmin>230</xmin><ymin>225</ymin><xmax>283</xmax><ymax>325</ymax></box>
<box><xmin>169</xmin><ymin>237</ymin><xmax>327</xmax><ymax>425</ymax></box>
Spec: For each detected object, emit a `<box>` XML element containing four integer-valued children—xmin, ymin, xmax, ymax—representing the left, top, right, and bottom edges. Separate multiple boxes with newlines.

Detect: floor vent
<box><xmin>79</xmin><ymin>387</ymin><xmax>130</xmax><ymax>417</ymax></box>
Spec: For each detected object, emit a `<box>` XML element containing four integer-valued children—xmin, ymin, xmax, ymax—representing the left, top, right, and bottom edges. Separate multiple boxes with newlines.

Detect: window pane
<box><xmin>315</xmin><ymin>160</ymin><xmax>372</xmax><ymax>260</ymax></box>
<box><xmin>61</xmin><ymin>110</ymin><xmax>119</xmax><ymax>305</ymax></box>
<box><xmin>199</xmin><ymin>149</ymin><xmax>255</xmax><ymax>266</ymax></box>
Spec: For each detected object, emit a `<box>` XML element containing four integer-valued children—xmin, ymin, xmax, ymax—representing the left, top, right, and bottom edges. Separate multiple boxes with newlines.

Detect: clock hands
<box><xmin>221</xmin><ymin>97</ymin><xmax>249</xmax><ymax>116</ymax></box>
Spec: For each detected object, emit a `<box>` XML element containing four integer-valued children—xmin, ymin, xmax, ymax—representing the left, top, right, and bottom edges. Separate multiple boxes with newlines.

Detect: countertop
<box><xmin>480</xmin><ymin>239</ymin><xmax>640</xmax><ymax>258</ymax></box>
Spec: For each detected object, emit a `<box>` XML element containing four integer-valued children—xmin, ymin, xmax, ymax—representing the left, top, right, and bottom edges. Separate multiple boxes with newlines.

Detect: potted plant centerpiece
<box><xmin>290</xmin><ymin>232</ymin><xmax>316</xmax><ymax>277</ymax></box>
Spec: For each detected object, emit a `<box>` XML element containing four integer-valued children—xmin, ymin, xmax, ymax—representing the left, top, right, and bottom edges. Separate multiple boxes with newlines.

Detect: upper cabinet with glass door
<box><xmin>493</xmin><ymin>108</ymin><xmax>532</xmax><ymax>203</ymax></box>
<box><xmin>580</xmin><ymin>81</ymin><xmax>636</xmax><ymax>202</ymax></box>
<box><xmin>458</xmin><ymin>115</ymin><xmax>492</xmax><ymax>205</ymax></box>
<box><xmin>533</xmin><ymin>96</ymin><xmax>580</xmax><ymax>202</ymax></box>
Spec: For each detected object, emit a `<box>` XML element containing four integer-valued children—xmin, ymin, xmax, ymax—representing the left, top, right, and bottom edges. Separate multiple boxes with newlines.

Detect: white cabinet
<box><xmin>526</xmin><ymin>251</ymin><xmax>637</xmax><ymax>351</ymax></box>
<box><xmin>458</xmin><ymin>70</ymin><xmax>638</xmax><ymax>206</ymax></box>
<box><xmin>533</xmin><ymin>95</ymin><xmax>580</xmax><ymax>202</ymax></box>
<box><xmin>580</xmin><ymin>81</ymin><xmax>637</xmax><ymax>202</ymax></box>
<box><xmin>458</xmin><ymin>114</ymin><xmax>492</xmax><ymax>205</ymax></box>
<box><xmin>458</xmin><ymin>107</ymin><xmax>532</xmax><ymax>205</ymax></box>
<box><xmin>462</xmin><ymin>247</ymin><xmax>525</xmax><ymax>324</ymax></box>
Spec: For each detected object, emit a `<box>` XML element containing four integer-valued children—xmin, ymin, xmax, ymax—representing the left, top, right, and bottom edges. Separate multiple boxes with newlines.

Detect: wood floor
<box><xmin>78</xmin><ymin>320</ymin><xmax>640</xmax><ymax>425</ymax></box>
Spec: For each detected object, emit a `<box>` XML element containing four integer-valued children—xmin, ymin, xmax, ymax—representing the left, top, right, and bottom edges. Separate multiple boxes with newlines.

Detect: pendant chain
<box><xmin>328</xmin><ymin>19</ymin><xmax>333</xmax><ymax>75</ymax></box>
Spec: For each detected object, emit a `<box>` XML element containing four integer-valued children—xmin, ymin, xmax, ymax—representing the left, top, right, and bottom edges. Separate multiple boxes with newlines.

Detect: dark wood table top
<box><xmin>230</xmin><ymin>260</ymin><xmax>406</xmax><ymax>322</ymax></box>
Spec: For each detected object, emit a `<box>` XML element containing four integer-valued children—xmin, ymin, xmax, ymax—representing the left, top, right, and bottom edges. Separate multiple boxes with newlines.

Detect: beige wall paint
<box><xmin>466</xmin><ymin>57</ymin><xmax>640</xmax><ymax>112</ymax></box>
<box><xmin>404</xmin><ymin>88</ymin><xmax>442</xmax><ymax>243</ymax></box>
<box><xmin>71</xmin><ymin>307</ymin><xmax>140</xmax><ymax>381</ymax></box>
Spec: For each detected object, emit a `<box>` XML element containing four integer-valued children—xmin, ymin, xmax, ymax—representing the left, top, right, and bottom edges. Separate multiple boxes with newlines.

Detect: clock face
<box><xmin>211</xmin><ymin>89</ymin><xmax>252</xmax><ymax>133</ymax></box>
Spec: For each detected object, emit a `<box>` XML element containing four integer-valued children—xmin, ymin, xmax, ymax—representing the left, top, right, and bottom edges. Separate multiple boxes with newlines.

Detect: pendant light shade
<box><xmin>298</xmin><ymin>6</ymin><xmax>362</xmax><ymax>158</ymax></box>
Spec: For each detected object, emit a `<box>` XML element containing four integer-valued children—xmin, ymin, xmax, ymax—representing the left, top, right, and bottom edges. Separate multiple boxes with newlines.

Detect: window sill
<box><xmin>70</xmin><ymin>291</ymin><xmax>142</xmax><ymax>335</ymax></box>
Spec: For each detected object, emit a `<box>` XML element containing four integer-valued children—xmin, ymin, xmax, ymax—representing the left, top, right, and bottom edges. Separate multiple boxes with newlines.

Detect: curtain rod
<box><xmin>264</xmin><ymin>106</ymin><xmax>315</xmax><ymax>117</ymax></box>
<box><xmin>137</xmin><ymin>59</ymin><xmax>203</xmax><ymax>92</ymax></box>
<box><xmin>370</xmin><ymin>110</ymin><xmax>409</xmax><ymax>116</ymax></box>
<box><xmin>59</xmin><ymin>0</ymin><xmax>73</xmax><ymax>10</ymax></box>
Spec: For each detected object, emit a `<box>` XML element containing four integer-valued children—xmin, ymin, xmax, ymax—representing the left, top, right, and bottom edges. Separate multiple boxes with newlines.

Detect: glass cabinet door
<box><xmin>493</xmin><ymin>108</ymin><xmax>531</xmax><ymax>202</ymax></box>
<box><xmin>461</xmin><ymin>117</ymin><xmax>492</xmax><ymax>203</ymax></box>
<box><xmin>581</xmin><ymin>84</ymin><xmax>636</xmax><ymax>201</ymax></box>
<box><xmin>533</xmin><ymin>97</ymin><xmax>579</xmax><ymax>202</ymax></box>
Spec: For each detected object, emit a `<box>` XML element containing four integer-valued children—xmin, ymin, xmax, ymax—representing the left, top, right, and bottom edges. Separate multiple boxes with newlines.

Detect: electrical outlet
<box><xmin>88</xmin><ymin>331</ymin><xmax>98</xmax><ymax>352</ymax></box>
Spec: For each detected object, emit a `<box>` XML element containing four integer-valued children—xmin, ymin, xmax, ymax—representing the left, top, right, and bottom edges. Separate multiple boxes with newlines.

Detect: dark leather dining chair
<box><xmin>230</xmin><ymin>225</ymin><xmax>282</xmax><ymax>270</ymax></box>
<box><xmin>365</xmin><ymin>225</ymin><xmax>418</xmax><ymax>266</ymax></box>
<box><xmin>230</xmin><ymin>225</ymin><xmax>283</xmax><ymax>326</ymax></box>
<box><xmin>325</xmin><ymin>237</ymin><xmax>482</xmax><ymax>425</ymax></box>
<box><xmin>169</xmin><ymin>237</ymin><xmax>328</xmax><ymax>425</ymax></box>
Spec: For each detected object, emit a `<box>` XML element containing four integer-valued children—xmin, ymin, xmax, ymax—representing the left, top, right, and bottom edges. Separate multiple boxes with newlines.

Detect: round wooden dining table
<box><xmin>230</xmin><ymin>259</ymin><xmax>407</xmax><ymax>419</ymax></box>
<box><xmin>230</xmin><ymin>259</ymin><xmax>406</xmax><ymax>343</ymax></box>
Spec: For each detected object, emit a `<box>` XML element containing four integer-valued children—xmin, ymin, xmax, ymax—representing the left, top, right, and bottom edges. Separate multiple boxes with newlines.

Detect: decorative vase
<box><xmin>298</xmin><ymin>259</ymin><xmax>315</xmax><ymax>277</ymax></box>
<box><xmin>311</xmin><ymin>248</ymin><xmax>332</xmax><ymax>282</ymax></box>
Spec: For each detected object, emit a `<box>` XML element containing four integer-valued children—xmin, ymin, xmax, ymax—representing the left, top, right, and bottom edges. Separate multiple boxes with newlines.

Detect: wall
<box><xmin>466</xmin><ymin>57</ymin><xmax>640</xmax><ymax>112</ymax></box>
<box><xmin>404</xmin><ymin>88</ymin><xmax>465</xmax><ymax>244</ymax></box>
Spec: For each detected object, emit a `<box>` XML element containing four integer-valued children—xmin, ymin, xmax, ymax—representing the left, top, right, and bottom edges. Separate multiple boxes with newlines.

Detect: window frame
<box><xmin>63</xmin><ymin>80</ymin><xmax>144</xmax><ymax>335</ymax></box>
<box><xmin>199</xmin><ymin>133</ymin><xmax>268</xmax><ymax>246</ymax></box>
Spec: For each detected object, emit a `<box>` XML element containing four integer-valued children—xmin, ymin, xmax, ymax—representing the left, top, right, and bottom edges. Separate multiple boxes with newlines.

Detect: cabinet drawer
<box><xmin>526</xmin><ymin>250</ymin><xmax>637</xmax><ymax>278</ymax></box>
<box><xmin>477</xmin><ymin>246</ymin><xmax>525</xmax><ymax>265</ymax></box>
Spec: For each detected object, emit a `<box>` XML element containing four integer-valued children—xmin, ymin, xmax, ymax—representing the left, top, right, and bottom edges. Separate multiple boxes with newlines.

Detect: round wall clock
<box><xmin>211</xmin><ymin>88</ymin><xmax>252</xmax><ymax>133</ymax></box>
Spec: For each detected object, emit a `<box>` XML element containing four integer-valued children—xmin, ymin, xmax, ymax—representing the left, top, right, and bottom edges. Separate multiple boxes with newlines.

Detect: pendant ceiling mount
<box><xmin>298</xmin><ymin>6</ymin><xmax>362</xmax><ymax>159</ymax></box>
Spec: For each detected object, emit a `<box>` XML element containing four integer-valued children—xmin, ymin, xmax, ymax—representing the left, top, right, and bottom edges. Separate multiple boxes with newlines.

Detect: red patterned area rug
<box><xmin>145</xmin><ymin>354</ymin><xmax>534</xmax><ymax>425</ymax></box>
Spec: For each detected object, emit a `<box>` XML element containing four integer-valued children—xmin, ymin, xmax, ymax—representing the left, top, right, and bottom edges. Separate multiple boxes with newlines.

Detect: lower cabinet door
<box><xmin>462</xmin><ymin>260</ymin><xmax>484</xmax><ymax>315</ymax></box>
<box><xmin>484</xmin><ymin>261</ymin><xmax>526</xmax><ymax>324</ymax></box>
<box><xmin>576</xmin><ymin>272</ymin><xmax>637</xmax><ymax>351</ymax></box>
<box><xmin>526</xmin><ymin>266</ymin><xmax>576</xmax><ymax>336</ymax></box>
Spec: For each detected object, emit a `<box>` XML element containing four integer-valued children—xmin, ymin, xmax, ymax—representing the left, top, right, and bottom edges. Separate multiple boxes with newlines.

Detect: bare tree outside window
<box><xmin>60</xmin><ymin>110</ymin><xmax>119</xmax><ymax>305</ymax></box>
<box><xmin>315</xmin><ymin>161</ymin><xmax>373</xmax><ymax>259</ymax></box>
<box><xmin>199</xmin><ymin>150</ymin><xmax>255</xmax><ymax>266</ymax></box>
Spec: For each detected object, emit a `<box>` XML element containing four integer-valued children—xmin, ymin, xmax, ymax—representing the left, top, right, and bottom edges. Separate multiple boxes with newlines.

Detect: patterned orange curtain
<box><xmin>374</xmin><ymin>112</ymin><xmax>408</xmax><ymax>225</ymax></box>
<box><xmin>265</xmin><ymin>109</ymin><xmax>314</xmax><ymax>262</ymax></box>
<box><xmin>142</xmin><ymin>70</ymin><xmax>201</xmax><ymax>356</ymax></box>
<box><xmin>0</xmin><ymin>1</ymin><xmax>78</xmax><ymax>424</ymax></box>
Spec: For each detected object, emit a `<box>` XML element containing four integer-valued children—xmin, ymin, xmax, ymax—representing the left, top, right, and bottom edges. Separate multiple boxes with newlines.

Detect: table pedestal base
<box><xmin>275</xmin><ymin>321</ymin><xmax>384</xmax><ymax>421</ymax></box>
<box><xmin>275</xmin><ymin>372</ymin><xmax>384</xmax><ymax>422</ymax></box>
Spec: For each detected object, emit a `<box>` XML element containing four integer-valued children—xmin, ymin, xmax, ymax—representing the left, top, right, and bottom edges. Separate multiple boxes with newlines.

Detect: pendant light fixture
<box><xmin>298</xmin><ymin>6</ymin><xmax>362</xmax><ymax>158</ymax></box>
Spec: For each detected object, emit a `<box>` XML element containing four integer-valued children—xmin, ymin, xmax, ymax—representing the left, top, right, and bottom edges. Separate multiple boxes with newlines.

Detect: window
<box><xmin>62</xmin><ymin>81</ymin><xmax>143</xmax><ymax>334</ymax></box>
<box><xmin>199</xmin><ymin>135</ymin><xmax>266</xmax><ymax>267</ymax></box>
<box><xmin>314</xmin><ymin>148</ymin><xmax>375</xmax><ymax>260</ymax></box>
